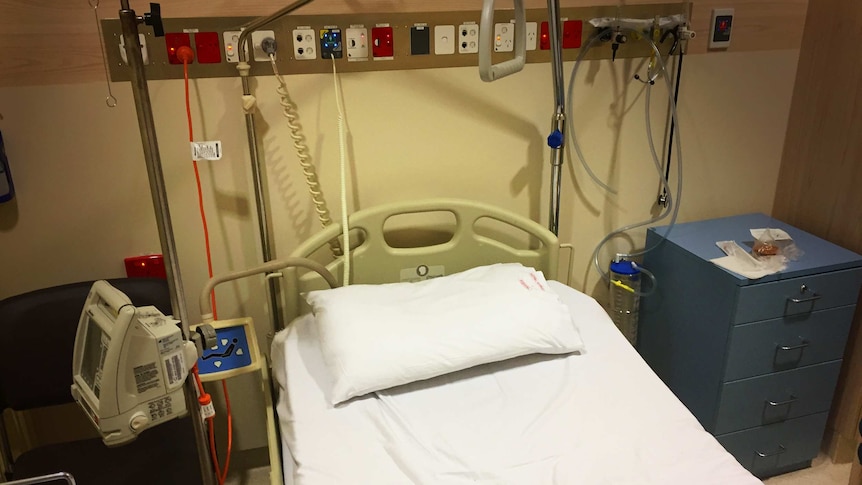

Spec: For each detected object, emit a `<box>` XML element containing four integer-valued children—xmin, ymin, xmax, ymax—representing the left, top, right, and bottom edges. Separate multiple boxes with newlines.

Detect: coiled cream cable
<box><xmin>331</xmin><ymin>56</ymin><xmax>351</xmax><ymax>286</ymax></box>
<box><xmin>268</xmin><ymin>55</ymin><xmax>342</xmax><ymax>257</ymax></box>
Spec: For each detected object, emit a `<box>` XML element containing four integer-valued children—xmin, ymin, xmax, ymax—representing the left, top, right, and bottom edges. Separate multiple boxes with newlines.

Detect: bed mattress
<box><xmin>272</xmin><ymin>281</ymin><xmax>760</xmax><ymax>484</ymax></box>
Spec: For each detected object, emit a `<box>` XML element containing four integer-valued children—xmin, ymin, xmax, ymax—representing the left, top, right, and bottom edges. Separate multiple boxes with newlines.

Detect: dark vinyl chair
<box><xmin>0</xmin><ymin>278</ymin><xmax>203</xmax><ymax>484</ymax></box>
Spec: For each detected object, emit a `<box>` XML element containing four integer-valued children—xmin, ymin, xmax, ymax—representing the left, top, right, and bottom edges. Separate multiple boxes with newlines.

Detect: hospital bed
<box><xmin>271</xmin><ymin>199</ymin><xmax>760</xmax><ymax>484</ymax></box>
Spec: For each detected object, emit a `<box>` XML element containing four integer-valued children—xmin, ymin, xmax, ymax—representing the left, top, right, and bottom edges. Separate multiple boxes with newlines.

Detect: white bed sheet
<box><xmin>272</xmin><ymin>281</ymin><xmax>761</xmax><ymax>484</ymax></box>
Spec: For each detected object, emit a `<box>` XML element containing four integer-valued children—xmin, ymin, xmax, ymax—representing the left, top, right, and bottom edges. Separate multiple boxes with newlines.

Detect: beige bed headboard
<box><xmin>282</xmin><ymin>198</ymin><xmax>559</xmax><ymax>325</ymax></box>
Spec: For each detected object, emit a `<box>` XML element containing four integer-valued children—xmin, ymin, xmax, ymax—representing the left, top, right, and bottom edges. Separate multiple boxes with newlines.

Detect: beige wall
<box><xmin>0</xmin><ymin>49</ymin><xmax>800</xmax><ymax>450</ymax></box>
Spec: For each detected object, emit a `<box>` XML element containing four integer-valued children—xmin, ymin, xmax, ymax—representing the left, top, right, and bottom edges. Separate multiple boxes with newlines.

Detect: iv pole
<box><xmin>546</xmin><ymin>0</ymin><xmax>566</xmax><ymax>236</ymax></box>
<box><xmin>117</xmin><ymin>2</ymin><xmax>217</xmax><ymax>484</ymax></box>
<box><xmin>235</xmin><ymin>0</ymin><xmax>315</xmax><ymax>336</ymax></box>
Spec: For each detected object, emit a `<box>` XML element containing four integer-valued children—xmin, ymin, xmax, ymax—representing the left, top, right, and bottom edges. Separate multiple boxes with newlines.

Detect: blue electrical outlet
<box><xmin>197</xmin><ymin>324</ymin><xmax>253</xmax><ymax>376</ymax></box>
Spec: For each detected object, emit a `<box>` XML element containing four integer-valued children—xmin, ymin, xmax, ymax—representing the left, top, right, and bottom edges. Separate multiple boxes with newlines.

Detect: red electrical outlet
<box><xmin>371</xmin><ymin>26</ymin><xmax>394</xmax><ymax>58</ymax></box>
<box><xmin>165</xmin><ymin>32</ymin><xmax>193</xmax><ymax>64</ymax></box>
<box><xmin>194</xmin><ymin>32</ymin><xmax>222</xmax><ymax>64</ymax></box>
<box><xmin>562</xmin><ymin>20</ymin><xmax>583</xmax><ymax>49</ymax></box>
<box><xmin>125</xmin><ymin>255</ymin><xmax>167</xmax><ymax>279</ymax></box>
<box><xmin>540</xmin><ymin>22</ymin><xmax>550</xmax><ymax>50</ymax></box>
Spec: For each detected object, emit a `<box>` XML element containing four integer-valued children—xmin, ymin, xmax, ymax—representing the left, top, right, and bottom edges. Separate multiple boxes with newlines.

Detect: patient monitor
<box><xmin>71</xmin><ymin>280</ymin><xmax>199</xmax><ymax>446</ymax></box>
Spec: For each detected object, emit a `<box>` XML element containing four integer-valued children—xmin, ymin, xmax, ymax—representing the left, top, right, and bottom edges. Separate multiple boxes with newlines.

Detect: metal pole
<box><xmin>235</xmin><ymin>0</ymin><xmax>314</xmax><ymax>333</ymax></box>
<box><xmin>118</xmin><ymin>4</ymin><xmax>217</xmax><ymax>484</ymax></box>
<box><xmin>546</xmin><ymin>0</ymin><xmax>566</xmax><ymax>236</ymax></box>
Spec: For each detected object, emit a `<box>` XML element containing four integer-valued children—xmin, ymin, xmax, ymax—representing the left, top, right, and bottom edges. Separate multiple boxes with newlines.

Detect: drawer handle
<box><xmin>766</xmin><ymin>395</ymin><xmax>798</xmax><ymax>407</ymax></box>
<box><xmin>787</xmin><ymin>284</ymin><xmax>821</xmax><ymax>304</ymax></box>
<box><xmin>756</xmin><ymin>445</ymin><xmax>787</xmax><ymax>458</ymax></box>
<box><xmin>778</xmin><ymin>341</ymin><xmax>810</xmax><ymax>352</ymax></box>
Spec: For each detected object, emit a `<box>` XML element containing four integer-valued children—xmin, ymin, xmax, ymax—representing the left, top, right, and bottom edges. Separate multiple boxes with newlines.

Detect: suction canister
<box><xmin>609</xmin><ymin>258</ymin><xmax>641</xmax><ymax>345</ymax></box>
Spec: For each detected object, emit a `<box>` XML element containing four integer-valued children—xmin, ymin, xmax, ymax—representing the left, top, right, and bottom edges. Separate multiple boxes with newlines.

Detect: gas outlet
<box><xmin>459</xmin><ymin>22</ymin><xmax>479</xmax><ymax>54</ymax></box>
<box><xmin>292</xmin><ymin>28</ymin><xmax>317</xmax><ymax>60</ymax></box>
<box><xmin>345</xmin><ymin>27</ymin><xmax>368</xmax><ymax>60</ymax></box>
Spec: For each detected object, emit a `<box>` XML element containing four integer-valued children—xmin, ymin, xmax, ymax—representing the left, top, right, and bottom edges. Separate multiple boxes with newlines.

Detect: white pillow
<box><xmin>304</xmin><ymin>264</ymin><xmax>584</xmax><ymax>405</ymax></box>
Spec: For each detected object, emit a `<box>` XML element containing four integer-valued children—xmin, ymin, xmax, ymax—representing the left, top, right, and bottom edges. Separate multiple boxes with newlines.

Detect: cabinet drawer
<box><xmin>724</xmin><ymin>306</ymin><xmax>855</xmax><ymax>381</ymax></box>
<box><xmin>733</xmin><ymin>268</ymin><xmax>862</xmax><ymax>324</ymax></box>
<box><xmin>715</xmin><ymin>361</ymin><xmax>842</xmax><ymax>434</ymax></box>
<box><xmin>716</xmin><ymin>413</ymin><xmax>828</xmax><ymax>478</ymax></box>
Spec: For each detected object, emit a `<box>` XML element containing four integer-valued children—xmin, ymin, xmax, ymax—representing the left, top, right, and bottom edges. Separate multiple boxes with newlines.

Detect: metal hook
<box><xmin>90</xmin><ymin>0</ymin><xmax>117</xmax><ymax>107</ymax></box>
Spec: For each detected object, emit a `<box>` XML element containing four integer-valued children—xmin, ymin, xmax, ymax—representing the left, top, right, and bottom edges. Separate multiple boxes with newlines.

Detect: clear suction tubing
<box><xmin>566</xmin><ymin>24</ymin><xmax>686</xmax><ymax>338</ymax></box>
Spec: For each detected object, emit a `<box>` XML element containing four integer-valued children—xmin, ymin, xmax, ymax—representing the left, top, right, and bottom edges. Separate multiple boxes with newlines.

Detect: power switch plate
<box><xmin>539</xmin><ymin>22</ymin><xmax>550</xmax><ymax>50</ymax></box>
<box><xmin>292</xmin><ymin>28</ymin><xmax>317</xmax><ymax>60</ymax></box>
<box><xmin>434</xmin><ymin>25</ymin><xmax>455</xmax><ymax>55</ymax></box>
<box><xmin>222</xmin><ymin>31</ymin><xmax>248</xmax><ymax>63</ymax></box>
<box><xmin>372</xmin><ymin>26</ymin><xmax>394</xmax><ymax>59</ymax></box>
<box><xmin>194</xmin><ymin>32</ymin><xmax>222</xmax><ymax>63</ymax></box>
<box><xmin>410</xmin><ymin>25</ymin><xmax>430</xmax><ymax>55</ymax></box>
<box><xmin>709</xmin><ymin>8</ymin><xmax>734</xmax><ymax>49</ymax></box>
<box><xmin>458</xmin><ymin>22</ymin><xmax>479</xmax><ymax>54</ymax></box>
<box><xmin>494</xmin><ymin>22</ymin><xmax>514</xmax><ymax>52</ymax></box>
<box><xmin>345</xmin><ymin>27</ymin><xmax>368</xmax><ymax>60</ymax></box>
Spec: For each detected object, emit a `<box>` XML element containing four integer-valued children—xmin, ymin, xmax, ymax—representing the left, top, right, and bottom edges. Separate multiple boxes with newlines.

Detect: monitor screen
<box><xmin>79</xmin><ymin>314</ymin><xmax>111</xmax><ymax>400</ymax></box>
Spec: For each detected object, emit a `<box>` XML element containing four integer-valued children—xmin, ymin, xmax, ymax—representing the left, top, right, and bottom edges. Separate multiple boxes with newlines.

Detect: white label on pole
<box><xmin>191</xmin><ymin>141</ymin><xmax>222</xmax><ymax>161</ymax></box>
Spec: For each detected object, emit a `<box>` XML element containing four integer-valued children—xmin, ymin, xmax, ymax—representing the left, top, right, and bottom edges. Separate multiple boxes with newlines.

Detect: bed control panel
<box><xmin>193</xmin><ymin>317</ymin><xmax>261</xmax><ymax>382</ymax></box>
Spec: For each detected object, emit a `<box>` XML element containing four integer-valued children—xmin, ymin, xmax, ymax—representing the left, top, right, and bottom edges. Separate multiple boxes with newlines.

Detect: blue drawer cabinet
<box><xmin>638</xmin><ymin>213</ymin><xmax>862</xmax><ymax>478</ymax></box>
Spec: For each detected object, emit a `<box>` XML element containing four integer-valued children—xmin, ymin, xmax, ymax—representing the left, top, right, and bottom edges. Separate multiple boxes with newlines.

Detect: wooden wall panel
<box><xmin>0</xmin><ymin>0</ymin><xmax>807</xmax><ymax>87</ymax></box>
<box><xmin>772</xmin><ymin>0</ymin><xmax>862</xmax><ymax>465</ymax></box>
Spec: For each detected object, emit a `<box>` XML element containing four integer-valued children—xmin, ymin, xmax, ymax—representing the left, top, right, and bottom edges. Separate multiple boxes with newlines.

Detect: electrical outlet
<box><xmin>494</xmin><ymin>22</ymin><xmax>514</xmax><ymax>52</ymax></box>
<box><xmin>251</xmin><ymin>30</ymin><xmax>276</xmax><ymax>61</ymax></box>
<box><xmin>195</xmin><ymin>32</ymin><xmax>222</xmax><ymax>63</ymax></box>
<box><xmin>165</xmin><ymin>32</ymin><xmax>192</xmax><ymax>64</ymax></box>
<box><xmin>434</xmin><ymin>25</ymin><xmax>455</xmax><ymax>55</ymax></box>
<box><xmin>459</xmin><ymin>22</ymin><xmax>479</xmax><ymax>54</ymax></box>
<box><xmin>372</xmin><ymin>26</ymin><xmax>394</xmax><ymax>59</ymax></box>
<box><xmin>526</xmin><ymin>21</ymin><xmax>538</xmax><ymax>51</ymax></box>
<box><xmin>562</xmin><ymin>20</ymin><xmax>583</xmax><ymax>49</ymax></box>
<box><xmin>320</xmin><ymin>27</ymin><xmax>343</xmax><ymax>59</ymax></box>
<box><xmin>292</xmin><ymin>28</ymin><xmax>317</xmax><ymax>60</ymax></box>
<box><xmin>222</xmin><ymin>31</ymin><xmax>246</xmax><ymax>63</ymax></box>
<box><xmin>345</xmin><ymin>27</ymin><xmax>368</xmax><ymax>60</ymax></box>
<box><xmin>119</xmin><ymin>33</ymin><xmax>149</xmax><ymax>65</ymax></box>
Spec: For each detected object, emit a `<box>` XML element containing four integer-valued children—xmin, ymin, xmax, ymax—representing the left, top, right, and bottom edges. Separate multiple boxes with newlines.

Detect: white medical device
<box><xmin>479</xmin><ymin>0</ymin><xmax>526</xmax><ymax>82</ymax></box>
<box><xmin>71</xmin><ymin>281</ymin><xmax>198</xmax><ymax>446</ymax></box>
